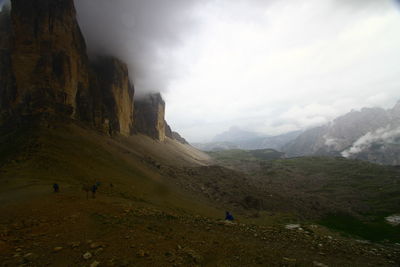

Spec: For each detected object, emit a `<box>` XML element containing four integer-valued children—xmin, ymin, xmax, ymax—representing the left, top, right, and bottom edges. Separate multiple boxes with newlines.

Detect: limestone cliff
<box><xmin>165</xmin><ymin>122</ymin><xmax>188</xmax><ymax>144</ymax></box>
<box><xmin>9</xmin><ymin>0</ymin><xmax>90</xmax><ymax>116</ymax></box>
<box><xmin>0</xmin><ymin>5</ymin><xmax>15</xmax><ymax>117</ymax></box>
<box><xmin>0</xmin><ymin>0</ymin><xmax>136</xmax><ymax>136</ymax></box>
<box><xmin>89</xmin><ymin>57</ymin><xmax>135</xmax><ymax>136</ymax></box>
<box><xmin>0</xmin><ymin>0</ymin><xmax>188</xmax><ymax>143</ymax></box>
<box><xmin>172</xmin><ymin>131</ymin><xmax>189</xmax><ymax>145</ymax></box>
<box><xmin>135</xmin><ymin>93</ymin><xmax>166</xmax><ymax>141</ymax></box>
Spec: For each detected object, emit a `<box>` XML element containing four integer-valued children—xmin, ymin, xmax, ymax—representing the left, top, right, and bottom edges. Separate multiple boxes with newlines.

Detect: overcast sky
<box><xmin>164</xmin><ymin>0</ymin><xmax>400</xmax><ymax>142</ymax></box>
<box><xmin>77</xmin><ymin>0</ymin><xmax>400</xmax><ymax>142</ymax></box>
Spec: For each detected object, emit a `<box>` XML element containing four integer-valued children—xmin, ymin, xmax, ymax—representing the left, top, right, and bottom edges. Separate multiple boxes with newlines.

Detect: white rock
<box><xmin>83</xmin><ymin>252</ymin><xmax>92</xmax><ymax>260</ymax></box>
<box><xmin>385</xmin><ymin>214</ymin><xmax>400</xmax><ymax>226</ymax></box>
<box><xmin>285</xmin><ymin>224</ymin><xmax>301</xmax><ymax>230</ymax></box>
<box><xmin>313</xmin><ymin>261</ymin><xmax>329</xmax><ymax>267</ymax></box>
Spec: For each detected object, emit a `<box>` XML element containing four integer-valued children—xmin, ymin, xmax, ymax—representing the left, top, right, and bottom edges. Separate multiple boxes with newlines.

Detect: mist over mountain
<box><xmin>193</xmin><ymin>127</ymin><xmax>301</xmax><ymax>151</ymax></box>
<box><xmin>195</xmin><ymin>102</ymin><xmax>400</xmax><ymax>166</ymax></box>
<box><xmin>283</xmin><ymin>101</ymin><xmax>400</xmax><ymax>165</ymax></box>
<box><xmin>74</xmin><ymin>0</ymin><xmax>200</xmax><ymax>96</ymax></box>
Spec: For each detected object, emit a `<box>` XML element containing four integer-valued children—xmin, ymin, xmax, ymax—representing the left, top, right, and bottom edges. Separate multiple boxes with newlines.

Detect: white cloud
<box><xmin>70</xmin><ymin>0</ymin><xmax>400</xmax><ymax>142</ymax></box>
<box><xmin>342</xmin><ymin>125</ymin><xmax>400</xmax><ymax>157</ymax></box>
<box><xmin>165</xmin><ymin>0</ymin><xmax>400</xmax><ymax>142</ymax></box>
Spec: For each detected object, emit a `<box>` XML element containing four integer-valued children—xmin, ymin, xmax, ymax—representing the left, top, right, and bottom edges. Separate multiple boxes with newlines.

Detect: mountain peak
<box><xmin>0</xmin><ymin>0</ymin><xmax>186</xmax><ymax>143</ymax></box>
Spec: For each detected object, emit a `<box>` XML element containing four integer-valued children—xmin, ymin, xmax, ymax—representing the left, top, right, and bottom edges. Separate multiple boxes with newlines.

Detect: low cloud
<box><xmin>341</xmin><ymin>125</ymin><xmax>400</xmax><ymax>157</ymax></box>
<box><xmin>74</xmin><ymin>0</ymin><xmax>201</xmax><ymax>95</ymax></box>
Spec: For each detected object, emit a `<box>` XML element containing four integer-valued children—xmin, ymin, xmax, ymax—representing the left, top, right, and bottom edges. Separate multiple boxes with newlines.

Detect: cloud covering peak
<box><xmin>75</xmin><ymin>0</ymin><xmax>201</xmax><ymax>95</ymax></box>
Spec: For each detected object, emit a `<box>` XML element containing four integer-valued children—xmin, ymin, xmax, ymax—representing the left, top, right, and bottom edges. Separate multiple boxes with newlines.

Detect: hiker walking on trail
<box><xmin>91</xmin><ymin>184</ymin><xmax>98</xmax><ymax>198</ymax></box>
<box><xmin>53</xmin><ymin>183</ymin><xmax>59</xmax><ymax>193</ymax></box>
<box><xmin>225</xmin><ymin>211</ymin><xmax>234</xmax><ymax>221</ymax></box>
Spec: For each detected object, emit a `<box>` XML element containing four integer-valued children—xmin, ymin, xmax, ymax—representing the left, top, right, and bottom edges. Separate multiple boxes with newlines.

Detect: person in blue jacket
<box><xmin>225</xmin><ymin>211</ymin><xmax>234</xmax><ymax>221</ymax></box>
<box><xmin>53</xmin><ymin>183</ymin><xmax>59</xmax><ymax>193</ymax></box>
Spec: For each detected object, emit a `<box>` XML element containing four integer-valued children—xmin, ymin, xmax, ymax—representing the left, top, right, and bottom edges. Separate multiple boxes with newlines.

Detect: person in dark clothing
<box><xmin>82</xmin><ymin>185</ymin><xmax>90</xmax><ymax>199</ymax></box>
<box><xmin>53</xmin><ymin>183</ymin><xmax>59</xmax><ymax>193</ymax></box>
<box><xmin>225</xmin><ymin>211</ymin><xmax>234</xmax><ymax>221</ymax></box>
<box><xmin>91</xmin><ymin>184</ymin><xmax>97</xmax><ymax>198</ymax></box>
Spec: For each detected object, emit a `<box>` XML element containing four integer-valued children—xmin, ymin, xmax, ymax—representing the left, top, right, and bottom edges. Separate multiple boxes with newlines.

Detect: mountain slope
<box><xmin>283</xmin><ymin>102</ymin><xmax>400</xmax><ymax>165</ymax></box>
<box><xmin>1</xmin><ymin>121</ymin><xmax>399</xmax><ymax>266</ymax></box>
<box><xmin>0</xmin><ymin>118</ymin><xmax>211</xmax><ymax>205</ymax></box>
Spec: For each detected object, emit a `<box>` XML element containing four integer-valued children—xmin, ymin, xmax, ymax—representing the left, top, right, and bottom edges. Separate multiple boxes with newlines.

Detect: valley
<box><xmin>0</xmin><ymin>122</ymin><xmax>400</xmax><ymax>266</ymax></box>
<box><xmin>0</xmin><ymin>0</ymin><xmax>399</xmax><ymax>266</ymax></box>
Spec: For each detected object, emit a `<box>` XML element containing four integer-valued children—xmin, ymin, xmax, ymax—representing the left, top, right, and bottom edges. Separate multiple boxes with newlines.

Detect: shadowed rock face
<box><xmin>89</xmin><ymin>57</ymin><xmax>135</xmax><ymax>136</ymax></box>
<box><xmin>9</xmin><ymin>0</ymin><xmax>90</xmax><ymax>116</ymax></box>
<box><xmin>135</xmin><ymin>93</ymin><xmax>166</xmax><ymax>141</ymax></box>
<box><xmin>0</xmin><ymin>0</ymin><xmax>188</xmax><ymax>143</ymax></box>
<box><xmin>165</xmin><ymin>123</ymin><xmax>188</xmax><ymax>144</ymax></box>
<box><xmin>172</xmin><ymin>131</ymin><xmax>189</xmax><ymax>145</ymax></box>
<box><xmin>0</xmin><ymin>0</ymin><xmax>136</xmax><ymax>136</ymax></box>
<box><xmin>0</xmin><ymin>6</ymin><xmax>15</xmax><ymax>115</ymax></box>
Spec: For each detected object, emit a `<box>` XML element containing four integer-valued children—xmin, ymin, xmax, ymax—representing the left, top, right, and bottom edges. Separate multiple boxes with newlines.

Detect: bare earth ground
<box><xmin>0</xmin><ymin>186</ymin><xmax>399</xmax><ymax>267</ymax></box>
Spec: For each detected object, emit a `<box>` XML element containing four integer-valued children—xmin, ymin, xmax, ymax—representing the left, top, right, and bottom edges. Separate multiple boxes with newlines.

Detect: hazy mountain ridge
<box><xmin>284</xmin><ymin>101</ymin><xmax>400</xmax><ymax>165</ymax></box>
<box><xmin>194</xmin><ymin>128</ymin><xmax>301</xmax><ymax>151</ymax></box>
<box><xmin>197</xmin><ymin>102</ymin><xmax>400</xmax><ymax>165</ymax></box>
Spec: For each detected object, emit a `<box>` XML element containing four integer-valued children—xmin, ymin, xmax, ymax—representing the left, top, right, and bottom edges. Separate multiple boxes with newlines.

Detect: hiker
<box><xmin>91</xmin><ymin>184</ymin><xmax>98</xmax><ymax>198</ymax></box>
<box><xmin>82</xmin><ymin>185</ymin><xmax>90</xmax><ymax>199</ymax></box>
<box><xmin>225</xmin><ymin>211</ymin><xmax>234</xmax><ymax>221</ymax></box>
<box><xmin>53</xmin><ymin>183</ymin><xmax>59</xmax><ymax>193</ymax></box>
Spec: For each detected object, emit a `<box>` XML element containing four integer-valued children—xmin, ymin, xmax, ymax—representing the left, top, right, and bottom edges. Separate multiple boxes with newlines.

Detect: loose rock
<box><xmin>83</xmin><ymin>252</ymin><xmax>92</xmax><ymax>260</ymax></box>
<box><xmin>90</xmin><ymin>260</ymin><xmax>100</xmax><ymax>267</ymax></box>
<box><xmin>70</xmin><ymin>242</ymin><xmax>80</xmax><ymax>248</ymax></box>
<box><xmin>53</xmin><ymin>247</ymin><xmax>63</xmax><ymax>252</ymax></box>
<box><xmin>90</xmin><ymin>242</ymin><xmax>105</xmax><ymax>249</ymax></box>
<box><xmin>313</xmin><ymin>261</ymin><xmax>329</xmax><ymax>267</ymax></box>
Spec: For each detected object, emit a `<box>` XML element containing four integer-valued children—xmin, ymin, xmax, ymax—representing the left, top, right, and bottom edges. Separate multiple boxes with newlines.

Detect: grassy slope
<box><xmin>207</xmin><ymin>150</ymin><xmax>400</xmax><ymax>242</ymax></box>
<box><xmin>207</xmin><ymin>149</ymin><xmax>283</xmax><ymax>161</ymax></box>
<box><xmin>268</xmin><ymin>157</ymin><xmax>400</xmax><ymax>242</ymax></box>
<box><xmin>0</xmin><ymin>122</ymin><xmax>218</xmax><ymax>217</ymax></box>
<box><xmin>0</xmin><ymin>123</ymin><xmax>400</xmax><ymax>265</ymax></box>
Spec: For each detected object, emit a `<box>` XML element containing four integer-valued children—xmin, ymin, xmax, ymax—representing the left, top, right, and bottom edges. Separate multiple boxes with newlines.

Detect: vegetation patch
<box><xmin>319</xmin><ymin>213</ymin><xmax>400</xmax><ymax>243</ymax></box>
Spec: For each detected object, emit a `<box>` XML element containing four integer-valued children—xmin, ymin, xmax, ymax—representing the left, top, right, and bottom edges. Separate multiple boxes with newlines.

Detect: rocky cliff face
<box><xmin>134</xmin><ymin>93</ymin><xmax>166</xmax><ymax>141</ymax></box>
<box><xmin>0</xmin><ymin>0</ymin><xmax>187</xmax><ymax>143</ymax></box>
<box><xmin>9</xmin><ymin>0</ymin><xmax>90</xmax><ymax>116</ymax></box>
<box><xmin>0</xmin><ymin>5</ymin><xmax>15</xmax><ymax>116</ymax></box>
<box><xmin>88</xmin><ymin>57</ymin><xmax>135</xmax><ymax>136</ymax></box>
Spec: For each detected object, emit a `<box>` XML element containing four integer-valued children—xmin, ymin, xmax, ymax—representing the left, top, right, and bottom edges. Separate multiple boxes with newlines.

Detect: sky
<box><xmin>38</xmin><ymin>1</ymin><xmax>400</xmax><ymax>142</ymax></box>
<box><xmin>163</xmin><ymin>0</ymin><xmax>400</xmax><ymax>142</ymax></box>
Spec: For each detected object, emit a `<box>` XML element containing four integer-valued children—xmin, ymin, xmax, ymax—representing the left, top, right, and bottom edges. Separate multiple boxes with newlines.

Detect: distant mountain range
<box><xmin>192</xmin><ymin>127</ymin><xmax>301</xmax><ymax>151</ymax></box>
<box><xmin>283</xmin><ymin>101</ymin><xmax>400</xmax><ymax>165</ymax></box>
<box><xmin>194</xmin><ymin>101</ymin><xmax>400</xmax><ymax>165</ymax></box>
